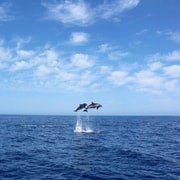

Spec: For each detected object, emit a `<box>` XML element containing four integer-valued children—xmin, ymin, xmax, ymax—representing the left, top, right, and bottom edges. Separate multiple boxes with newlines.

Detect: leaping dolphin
<box><xmin>83</xmin><ymin>102</ymin><xmax>102</xmax><ymax>112</ymax></box>
<box><xmin>74</xmin><ymin>103</ymin><xmax>87</xmax><ymax>112</ymax></box>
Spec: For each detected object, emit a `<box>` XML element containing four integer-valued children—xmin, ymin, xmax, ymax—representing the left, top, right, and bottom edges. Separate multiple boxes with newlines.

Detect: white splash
<box><xmin>74</xmin><ymin>115</ymin><xmax>83</xmax><ymax>133</ymax></box>
<box><xmin>74</xmin><ymin>114</ymin><xmax>94</xmax><ymax>133</ymax></box>
<box><xmin>84</xmin><ymin>127</ymin><xmax>94</xmax><ymax>133</ymax></box>
<box><xmin>84</xmin><ymin>115</ymin><xmax>93</xmax><ymax>133</ymax></box>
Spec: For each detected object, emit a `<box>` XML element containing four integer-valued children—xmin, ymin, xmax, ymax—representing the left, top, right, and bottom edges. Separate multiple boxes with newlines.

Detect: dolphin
<box><xmin>83</xmin><ymin>102</ymin><xmax>102</xmax><ymax>112</ymax></box>
<box><xmin>74</xmin><ymin>103</ymin><xmax>87</xmax><ymax>112</ymax></box>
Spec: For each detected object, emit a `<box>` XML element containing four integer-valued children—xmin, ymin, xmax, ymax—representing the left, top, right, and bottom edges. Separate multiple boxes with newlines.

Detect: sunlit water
<box><xmin>0</xmin><ymin>115</ymin><xmax>179</xmax><ymax>179</ymax></box>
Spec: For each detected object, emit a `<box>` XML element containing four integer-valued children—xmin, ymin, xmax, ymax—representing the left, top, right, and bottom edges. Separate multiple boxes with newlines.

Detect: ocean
<box><xmin>0</xmin><ymin>115</ymin><xmax>179</xmax><ymax>179</ymax></box>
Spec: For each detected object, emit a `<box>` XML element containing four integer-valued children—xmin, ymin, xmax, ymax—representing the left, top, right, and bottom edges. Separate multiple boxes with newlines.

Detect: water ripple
<box><xmin>0</xmin><ymin>115</ymin><xmax>179</xmax><ymax>179</ymax></box>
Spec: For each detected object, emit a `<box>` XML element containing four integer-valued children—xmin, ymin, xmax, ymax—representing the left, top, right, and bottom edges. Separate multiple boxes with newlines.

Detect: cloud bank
<box><xmin>0</xmin><ymin>37</ymin><xmax>179</xmax><ymax>95</ymax></box>
<box><xmin>42</xmin><ymin>0</ymin><xmax>140</xmax><ymax>26</ymax></box>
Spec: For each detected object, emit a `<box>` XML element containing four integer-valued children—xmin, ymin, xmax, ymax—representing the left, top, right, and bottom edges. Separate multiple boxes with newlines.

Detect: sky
<box><xmin>0</xmin><ymin>0</ymin><xmax>180</xmax><ymax>115</ymax></box>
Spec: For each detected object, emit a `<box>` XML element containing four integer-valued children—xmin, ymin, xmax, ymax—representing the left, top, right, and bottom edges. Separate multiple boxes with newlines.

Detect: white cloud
<box><xmin>71</xmin><ymin>53</ymin><xmax>94</xmax><ymax>69</ymax></box>
<box><xmin>134</xmin><ymin>70</ymin><xmax>164</xmax><ymax>90</ymax></box>
<box><xmin>32</xmin><ymin>49</ymin><xmax>60</xmax><ymax>68</ymax></box>
<box><xmin>43</xmin><ymin>49</ymin><xmax>59</xmax><ymax>62</ymax></box>
<box><xmin>135</xmin><ymin>29</ymin><xmax>148</xmax><ymax>36</ymax></box>
<box><xmin>0</xmin><ymin>2</ymin><xmax>14</xmax><ymax>21</ymax></box>
<box><xmin>147</xmin><ymin>53</ymin><xmax>161</xmax><ymax>62</ymax></box>
<box><xmin>165</xmin><ymin>50</ymin><xmax>180</xmax><ymax>61</ymax></box>
<box><xmin>42</xmin><ymin>0</ymin><xmax>140</xmax><ymax>26</ymax></box>
<box><xmin>10</xmin><ymin>61</ymin><xmax>31</xmax><ymax>71</ymax></box>
<box><xmin>1</xmin><ymin>37</ymin><xmax>179</xmax><ymax>94</ymax></box>
<box><xmin>0</xmin><ymin>47</ymin><xmax>12</xmax><ymax>61</ymax></box>
<box><xmin>35</xmin><ymin>65</ymin><xmax>53</xmax><ymax>78</ymax></box>
<box><xmin>163</xmin><ymin>65</ymin><xmax>180</xmax><ymax>78</ymax></box>
<box><xmin>16</xmin><ymin>50</ymin><xmax>35</xmax><ymax>59</ymax></box>
<box><xmin>96</xmin><ymin>0</ymin><xmax>140</xmax><ymax>21</ymax></box>
<box><xmin>108</xmin><ymin>60</ymin><xmax>180</xmax><ymax>94</ymax></box>
<box><xmin>108</xmin><ymin>51</ymin><xmax>129</xmax><ymax>60</ymax></box>
<box><xmin>148</xmin><ymin>61</ymin><xmax>163</xmax><ymax>71</ymax></box>
<box><xmin>0</xmin><ymin>38</ymin><xmax>99</xmax><ymax>92</ymax></box>
<box><xmin>108</xmin><ymin>70</ymin><xmax>132</xmax><ymax>86</ymax></box>
<box><xmin>148</xmin><ymin>50</ymin><xmax>180</xmax><ymax>62</ymax></box>
<box><xmin>100</xmin><ymin>65</ymin><xmax>112</xmax><ymax>74</ymax></box>
<box><xmin>167</xmin><ymin>31</ymin><xmax>180</xmax><ymax>43</ymax></box>
<box><xmin>13</xmin><ymin>36</ymin><xmax>32</xmax><ymax>49</ymax></box>
<box><xmin>42</xmin><ymin>0</ymin><xmax>92</xmax><ymax>26</ymax></box>
<box><xmin>70</xmin><ymin>32</ymin><xmax>89</xmax><ymax>44</ymax></box>
<box><xmin>164</xmin><ymin>79</ymin><xmax>179</xmax><ymax>92</ymax></box>
<box><xmin>99</xmin><ymin>43</ymin><xmax>130</xmax><ymax>61</ymax></box>
<box><xmin>132</xmin><ymin>63</ymin><xmax>180</xmax><ymax>93</ymax></box>
<box><xmin>99</xmin><ymin>44</ymin><xmax>112</xmax><ymax>52</ymax></box>
<box><xmin>157</xmin><ymin>30</ymin><xmax>180</xmax><ymax>43</ymax></box>
<box><xmin>56</xmin><ymin>71</ymin><xmax>77</xmax><ymax>82</ymax></box>
<box><xmin>77</xmin><ymin>70</ymin><xmax>94</xmax><ymax>87</ymax></box>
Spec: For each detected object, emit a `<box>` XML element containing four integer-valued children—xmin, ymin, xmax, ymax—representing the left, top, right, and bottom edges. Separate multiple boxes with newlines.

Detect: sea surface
<box><xmin>0</xmin><ymin>115</ymin><xmax>180</xmax><ymax>180</ymax></box>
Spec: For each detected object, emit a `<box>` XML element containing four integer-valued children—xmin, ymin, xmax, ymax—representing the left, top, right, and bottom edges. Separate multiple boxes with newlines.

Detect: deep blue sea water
<box><xmin>0</xmin><ymin>115</ymin><xmax>180</xmax><ymax>180</ymax></box>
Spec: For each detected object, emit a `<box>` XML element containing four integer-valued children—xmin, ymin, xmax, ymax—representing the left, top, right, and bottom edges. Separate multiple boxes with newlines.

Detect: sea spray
<box><xmin>84</xmin><ymin>114</ymin><xmax>93</xmax><ymax>133</ymax></box>
<box><xmin>74</xmin><ymin>114</ymin><xmax>94</xmax><ymax>133</ymax></box>
<box><xmin>74</xmin><ymin>113</ymin><xmax>83</xmax><ymax>133</ymax></box>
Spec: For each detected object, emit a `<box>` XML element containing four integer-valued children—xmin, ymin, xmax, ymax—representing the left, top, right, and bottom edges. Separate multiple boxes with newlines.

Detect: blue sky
<box><xmin>0</xmin><ymin>0</ymin><xmax>180</xmax><ymax>115</ymax></box>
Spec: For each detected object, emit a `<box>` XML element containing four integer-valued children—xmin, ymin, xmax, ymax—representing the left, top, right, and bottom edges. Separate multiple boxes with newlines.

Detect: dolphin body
<box><xmin>74</xmin><ymin>103</ymin><xmax>87</xmax><ymax>112</ymax></box>
<box><xmin>83</xmin><ymin>102</ymin><xmax>102</xmax><ymax>112</ymax></box>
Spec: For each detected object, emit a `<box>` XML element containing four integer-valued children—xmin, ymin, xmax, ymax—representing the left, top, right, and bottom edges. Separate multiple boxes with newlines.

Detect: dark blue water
<box><xmin>0</xmin><ymin>115</ymin><xmax>179</xmax><ymax>179</ymax></box>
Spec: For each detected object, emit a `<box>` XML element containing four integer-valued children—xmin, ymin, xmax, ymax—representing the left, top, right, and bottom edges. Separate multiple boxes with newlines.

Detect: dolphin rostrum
<box><xmin>74</xmin><ymin>103</ymin><xmax>87</xmax><ymax>112</ymax></box>
<box><xmin>83</xmin><ymin>102</ymin><xmax>102</xmax><ymax>112</ymax></box>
